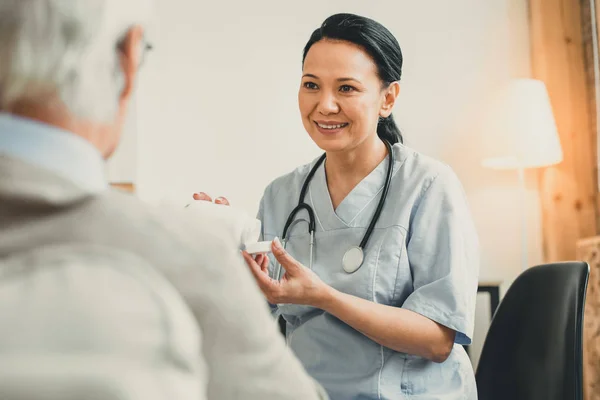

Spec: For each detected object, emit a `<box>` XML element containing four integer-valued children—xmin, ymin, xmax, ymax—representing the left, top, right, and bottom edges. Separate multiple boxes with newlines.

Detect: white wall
<box><xmin>106</xmin><ymin>96</ymin><xmax>138</xmax><ymax>183</ymax></box>
<box><xmin>131</xmin><ymin>0</ymin><xmax>537</xmax><ymax>368</ymax></box>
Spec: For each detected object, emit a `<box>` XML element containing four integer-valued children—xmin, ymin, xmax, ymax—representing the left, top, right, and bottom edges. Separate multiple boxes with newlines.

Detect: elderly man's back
<box><xmin>0</xmin><ymin>126</ymin><xmax>325</xmax><ymax>399</ymax></box>
<box><xmin>0</xmin><ymin>0</ymin><xmax>326</xmax><ymax>399</ymax></box>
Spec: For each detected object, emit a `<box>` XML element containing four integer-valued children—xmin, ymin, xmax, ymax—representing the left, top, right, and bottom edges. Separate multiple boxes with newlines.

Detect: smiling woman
<box><xmin>240</xmin><ymin>13</ymin><xmax>479</xmax><ymax>400</ymax></box>
<box><xmin>193</xmin><ymin>12</ymin><xmax>479</xmax><ymax>400</ymax></box>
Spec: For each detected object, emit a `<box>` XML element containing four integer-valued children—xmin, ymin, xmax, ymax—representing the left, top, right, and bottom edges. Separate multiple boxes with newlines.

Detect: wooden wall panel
<box><xmin>529</xmin><ymin>0</ymin><xmax>598</xmax><ymax>262</ymax></box>
<box><xmin>531</xmin><ymin>1</ymin><xmax>600</xmax><ymax>399</ymax></box>
<box><xmin>577</xmin><ymin>237</ymin><xmax>600</xmax><ymax>400</ymax></box>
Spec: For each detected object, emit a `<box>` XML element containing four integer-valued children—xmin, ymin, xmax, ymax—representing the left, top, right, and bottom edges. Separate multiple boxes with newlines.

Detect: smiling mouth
<box><xmin>315</xmin><ymin>122</ymin><xmax>349</xmax><ymax>130</ymax></box>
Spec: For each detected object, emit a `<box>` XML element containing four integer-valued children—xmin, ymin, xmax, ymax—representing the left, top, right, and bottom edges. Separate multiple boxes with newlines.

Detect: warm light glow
<box><xmin>481</xmin><ymin>79</ymin><xmax>563</xmax><ymax>170</ymax></box>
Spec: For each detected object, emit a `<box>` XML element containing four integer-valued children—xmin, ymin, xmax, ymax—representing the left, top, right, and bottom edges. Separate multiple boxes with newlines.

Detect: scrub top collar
<box><xmin>308</xmin><ymin>143</ymin><xmax>406</xmax><ymax>231</ymax></box>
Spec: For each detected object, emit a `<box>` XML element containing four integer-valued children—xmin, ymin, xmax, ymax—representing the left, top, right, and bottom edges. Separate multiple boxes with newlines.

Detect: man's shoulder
<box><xmin>91</xmin><ymin>190</ymin><xmax>234</xmax><ymax>259</ymax></box>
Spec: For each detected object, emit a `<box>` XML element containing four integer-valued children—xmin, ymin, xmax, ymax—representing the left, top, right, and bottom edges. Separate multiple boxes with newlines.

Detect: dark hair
<box><xmin>302</xmin><ymin>13</ymin><xmax>404</xmax><ymax>144</ymax></box>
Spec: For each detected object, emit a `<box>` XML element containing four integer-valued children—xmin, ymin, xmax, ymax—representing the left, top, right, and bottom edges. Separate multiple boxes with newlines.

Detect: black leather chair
<box><xmin>476</xmin><ymin>262</ymin><xmax>589</xmax><ymax>400</ymax></box>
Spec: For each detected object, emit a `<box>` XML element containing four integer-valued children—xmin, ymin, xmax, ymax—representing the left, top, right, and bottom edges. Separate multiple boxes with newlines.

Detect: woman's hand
<box><xmin>242</xmin><ymin>238</ymin><xmax>332</xmax><ymax>308</ymax></box>
<box><xmin>192</xmin><ymin>192</ymin><xmax>230</xmax><ymax>205</ymax></box>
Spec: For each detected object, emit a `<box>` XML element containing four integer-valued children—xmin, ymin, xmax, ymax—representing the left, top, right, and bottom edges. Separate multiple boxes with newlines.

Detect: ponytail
<box><xmin>377</xmin><ymin>113</ymin><xmax>403</xmax><ymax>145</ymax></box>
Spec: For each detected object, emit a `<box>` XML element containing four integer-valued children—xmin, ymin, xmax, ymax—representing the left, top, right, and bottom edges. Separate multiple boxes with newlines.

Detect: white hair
<box><xmin>0</xmin><ymin>0</ymin><xmax>152</xmax><ymax>122</ymax></box>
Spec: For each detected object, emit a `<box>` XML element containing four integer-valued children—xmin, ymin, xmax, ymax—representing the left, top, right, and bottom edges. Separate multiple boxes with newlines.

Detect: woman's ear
<box><xmin>380</xmin><ymin>82</ymin><xmax>400</xmax><ymax>118</ymax></box>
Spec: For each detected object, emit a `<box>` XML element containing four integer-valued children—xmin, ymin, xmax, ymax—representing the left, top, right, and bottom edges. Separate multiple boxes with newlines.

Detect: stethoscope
<box><xmin>274</xmin><ymin>139</ymin><xmax>395</xmax><ymax>280</ymax></box>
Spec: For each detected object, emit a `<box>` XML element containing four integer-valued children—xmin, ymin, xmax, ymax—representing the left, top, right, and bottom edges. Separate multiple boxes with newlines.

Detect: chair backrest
<box><xmin>475</xmin><ymin>262</ymin><xmax>589</xmax><ymax>400</ymax></box>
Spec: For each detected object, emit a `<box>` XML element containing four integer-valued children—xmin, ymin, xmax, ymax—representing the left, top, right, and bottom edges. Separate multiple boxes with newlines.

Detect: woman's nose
<box><xmin>316</xmin><ymin>92</ymin><xmax>340</xmax><ymax>114</ymax></box>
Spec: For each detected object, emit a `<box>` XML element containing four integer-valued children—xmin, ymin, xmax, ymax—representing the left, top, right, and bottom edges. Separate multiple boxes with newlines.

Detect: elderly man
<box><xmin>0</xmin><ymin>1</ymin><xmax>326</xmax><ymax>399</ymax></box>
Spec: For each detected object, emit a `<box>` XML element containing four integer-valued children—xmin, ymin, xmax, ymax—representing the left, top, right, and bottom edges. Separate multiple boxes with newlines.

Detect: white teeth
<box><xmin>317</xmin><ymin>123</ymin><xmax>347</xmax><ymax>129</ymax></box>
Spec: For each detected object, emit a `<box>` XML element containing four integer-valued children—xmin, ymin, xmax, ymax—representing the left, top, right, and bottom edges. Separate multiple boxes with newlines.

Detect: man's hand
<box><xmin>192</xmin><ymin>192</ymin><xmax>230</xmax><ymax>205</ymax></box>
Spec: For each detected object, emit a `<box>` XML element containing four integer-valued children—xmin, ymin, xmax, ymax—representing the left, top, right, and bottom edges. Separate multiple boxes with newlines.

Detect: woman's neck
<box><xmin>325</xmin><ymin>135</ymin><xmax>388</xmax><ymax>209</ymax></box>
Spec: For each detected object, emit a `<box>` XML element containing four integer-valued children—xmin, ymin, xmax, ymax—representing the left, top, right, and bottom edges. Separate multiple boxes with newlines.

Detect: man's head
<box><xmin>0</xmin><ymin>0</ymin><xmax>152</xmax><ymax>158</ymax></box>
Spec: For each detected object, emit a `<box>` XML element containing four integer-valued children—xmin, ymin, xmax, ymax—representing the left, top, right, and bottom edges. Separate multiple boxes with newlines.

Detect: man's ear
<box><xmin>380</xmin><ymin>81</ymin><xmax>400</xmax><ymax>118</ymax></box>
<box><xmin>118</xmin><ymin>25</ymin><xmax>144</xmax><ymax>103</ymax></box>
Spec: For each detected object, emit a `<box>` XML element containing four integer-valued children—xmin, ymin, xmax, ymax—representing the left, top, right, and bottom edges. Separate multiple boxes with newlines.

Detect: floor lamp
<box><xmin>482</xmin><ymin>79</ymin><xmax>563</xmax><ymax>272</ymax></box>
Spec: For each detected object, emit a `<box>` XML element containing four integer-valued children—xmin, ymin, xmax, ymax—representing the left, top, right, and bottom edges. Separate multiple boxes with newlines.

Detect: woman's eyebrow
<box><xmin>302</xmin><ymin>74</ymin><xmax>362</xmax><ymax>84</ymax></box>
<box><xmin>337</xmin><ymin>77</ymin><xmax>362</xmax><ymax>84</ymax></box>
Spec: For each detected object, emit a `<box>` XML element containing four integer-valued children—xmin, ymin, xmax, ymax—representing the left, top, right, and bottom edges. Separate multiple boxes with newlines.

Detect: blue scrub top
<box><xmin>258</xmin><ymin>143</ymin><xmax>479</xmax><ymax>400</ymax></box>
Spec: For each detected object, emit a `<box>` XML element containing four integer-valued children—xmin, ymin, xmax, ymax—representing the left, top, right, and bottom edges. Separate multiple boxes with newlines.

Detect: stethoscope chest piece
<box><xmin>279</xmin><ymin>139</ymin><xmax>394</xmax><ymax>276</ymax></box>
<box><xmin>342</xmin><ymin>246</ymin><xmax>364</xmax><ymax>274</ymax></box>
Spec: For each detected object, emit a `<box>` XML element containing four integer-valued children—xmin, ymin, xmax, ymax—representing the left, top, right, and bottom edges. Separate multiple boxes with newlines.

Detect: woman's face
<box><xmin>298</xmin><ymin>39</ymin><xmax>397</xmax><ymax>153</ymax></box>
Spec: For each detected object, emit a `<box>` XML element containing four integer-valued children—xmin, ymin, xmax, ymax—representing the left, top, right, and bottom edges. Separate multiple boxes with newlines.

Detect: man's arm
<box><xmin>159</xmin><ymin>211</ymin><xmax>327</xmax><ymax>400</ymax></box>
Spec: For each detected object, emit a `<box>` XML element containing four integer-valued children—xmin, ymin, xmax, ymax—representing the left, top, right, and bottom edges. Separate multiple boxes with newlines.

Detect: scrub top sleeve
<box><xmin>256</xmin><ymin>193</ymin><xmax>279</xmax><ymax>316</ymax></box>
<box><xmin>402</xmin><ymin>166</ymin><xmax>480</xmax><ymax>345</ymax></box>
<box><xmin>256</xmin><ymin>194</ymin><xmax>266</xmax><ymax>242</ymax></box>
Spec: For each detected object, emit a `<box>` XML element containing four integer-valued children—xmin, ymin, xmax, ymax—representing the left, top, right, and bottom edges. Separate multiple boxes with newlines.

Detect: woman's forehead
<box><xmin>303</xmin><ymin>40</ymin><xmax>378</xmax><ymax>81</ymax></box>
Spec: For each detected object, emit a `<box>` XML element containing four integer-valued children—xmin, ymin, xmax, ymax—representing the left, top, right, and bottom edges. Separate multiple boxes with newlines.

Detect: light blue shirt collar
<box><xmin>0</xmin><ymin>113</ymin><xmax>108</xmax><ymax>193</ymax></box>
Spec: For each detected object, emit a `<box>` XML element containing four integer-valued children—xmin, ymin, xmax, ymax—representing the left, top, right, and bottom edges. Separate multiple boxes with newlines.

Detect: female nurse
<box><xmin>195</xmin><ymin>13</ymin><xmax>479</xmax><ymax>400</ymax></box>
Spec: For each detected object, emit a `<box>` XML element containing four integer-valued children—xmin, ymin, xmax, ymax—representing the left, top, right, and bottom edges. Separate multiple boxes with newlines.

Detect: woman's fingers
<box><xmin>271</xmin><ymin>237</ymin><xmax>302</xmax><ymax>276</ymax></box>
<box><xmin>260</xmin><ymin>253</ymin><xmax>270</xmax><ymax>274</ymax></box>
<box><xmin>253</xmin><ymin>254</ymin><xmax>270</xmax><ymax>274</ymax></box>
<box><xmin>242</xmin><ymin>251</ymin><xmax>282</xmax><ymax>303</ymax></box>
<box><xmin>242</xmin><ymin>251</ymin><xmax>275</xmax><ymax>288</ymax></box>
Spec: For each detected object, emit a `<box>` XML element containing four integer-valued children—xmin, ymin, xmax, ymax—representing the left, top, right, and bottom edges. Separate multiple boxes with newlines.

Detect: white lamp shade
<box><xmin>481</xmin><ymin>79</ymin><xmax>563</xmax><ymax>170</ymax></box>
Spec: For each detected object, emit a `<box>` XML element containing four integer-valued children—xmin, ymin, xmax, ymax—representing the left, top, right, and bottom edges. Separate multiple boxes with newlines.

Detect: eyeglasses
<box><xmin>140</xmin><ymin>40</ymin><xmax>153</xmax><ymax>67</ymax></box>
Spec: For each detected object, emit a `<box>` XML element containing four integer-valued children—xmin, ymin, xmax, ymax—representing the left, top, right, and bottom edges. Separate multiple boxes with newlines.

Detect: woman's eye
<box><xmin>340</xmin><ymin>85</ymin><xmax>356</xmax><ymax>93</ymax></box>
<box><xmin>303</xmin><ymin>82</ymin><xmax>318</xmax><ymax>90</ymax></box>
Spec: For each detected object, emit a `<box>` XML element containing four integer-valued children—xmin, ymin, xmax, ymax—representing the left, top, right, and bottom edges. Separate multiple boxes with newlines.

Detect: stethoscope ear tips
<box><xmin>342</xmin><ymin>246</ymin><xmax>364</xmax><ymax>273</ymax></box>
